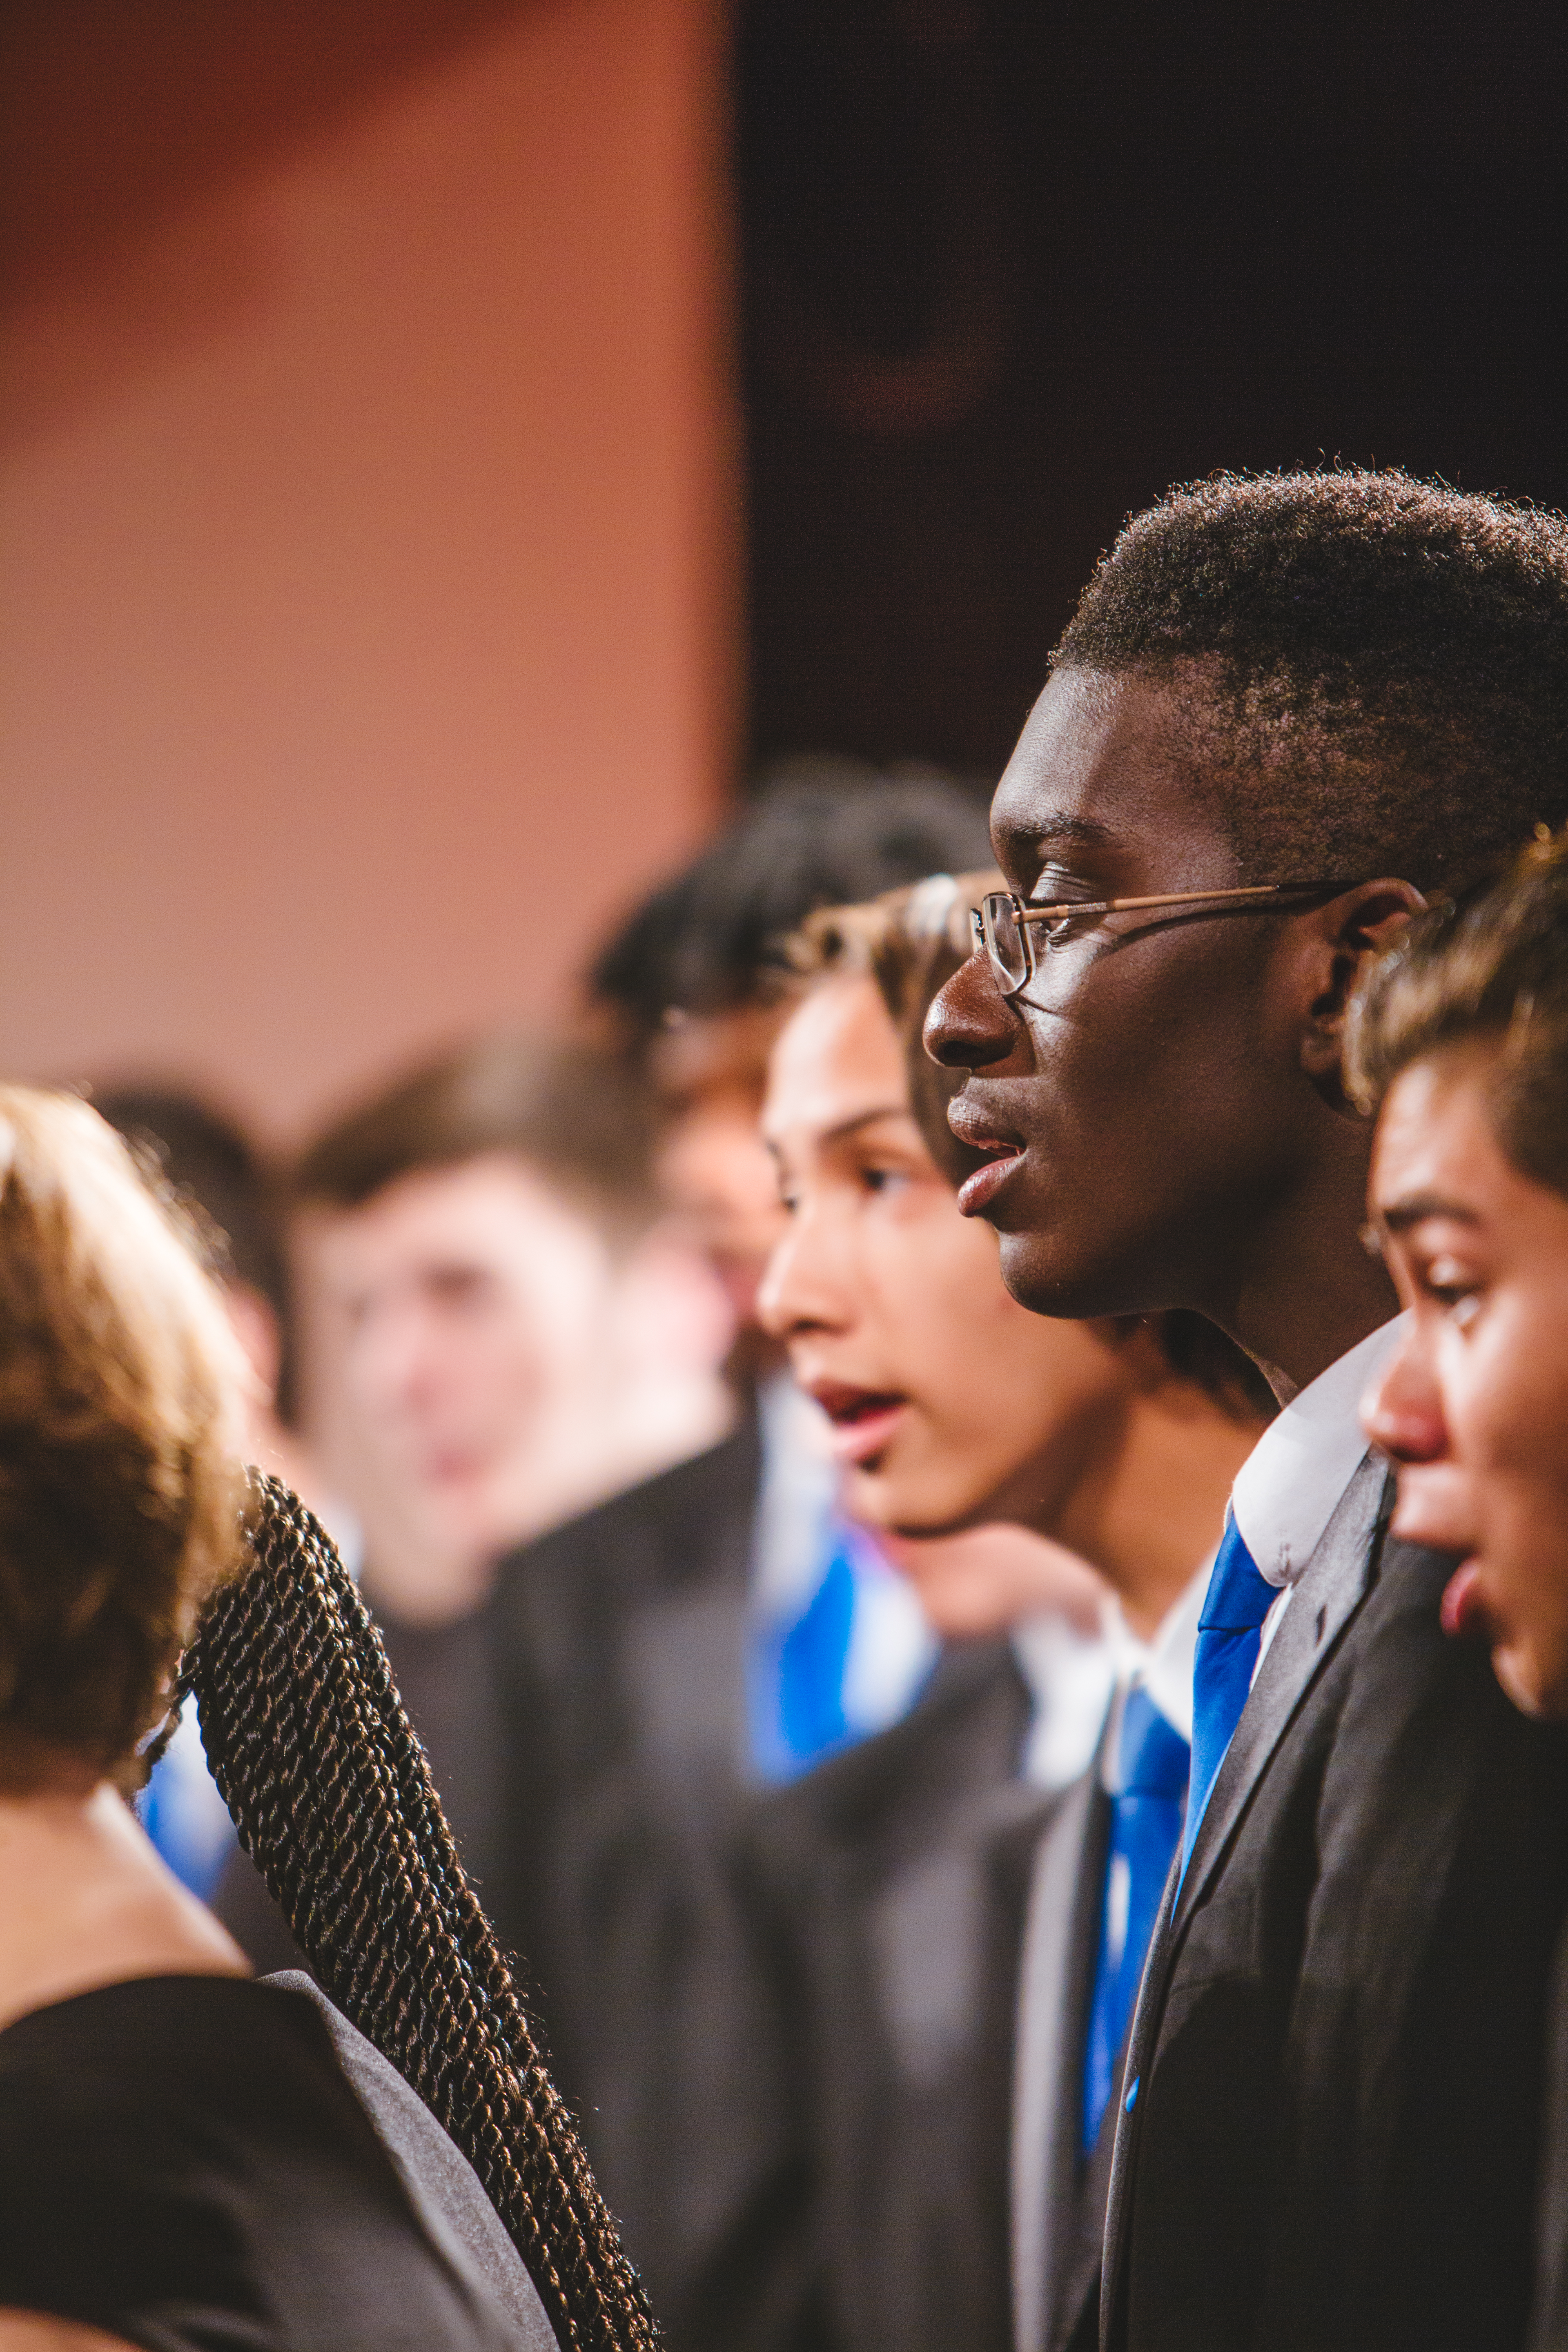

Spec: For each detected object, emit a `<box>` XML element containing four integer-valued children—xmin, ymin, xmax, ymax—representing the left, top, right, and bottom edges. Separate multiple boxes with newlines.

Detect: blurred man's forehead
<box><xmin>763</xmin><ymin>971</ymin><xmax>907</xmax><ymax>1147</ymax></box>
<box><xmin>305</xmin><ymin>1154</ymin><xmax>600</xmax><ymax>1276</ymax></box>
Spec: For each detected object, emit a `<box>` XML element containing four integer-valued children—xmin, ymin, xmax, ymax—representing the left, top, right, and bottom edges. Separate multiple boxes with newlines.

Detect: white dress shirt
<box><xmin>1012</xmin><ymin>1610</ymin><xmax>1118</xmax><ymax>1793</ymax></box>
<box><xmin>1011</xmin><ymin>1559</ymin><xmax>1211</xmax><ymax>1797</ymax></box>
<box><xmin>1098</xmin><ymin>1562</ymin><xmax>1210</xmax><ymax>1776</ymax></box>
<box><xmin>1228</xmin><ymin>1314</ymin><xmax>1406</xmax><ymax>1669</ymax></box>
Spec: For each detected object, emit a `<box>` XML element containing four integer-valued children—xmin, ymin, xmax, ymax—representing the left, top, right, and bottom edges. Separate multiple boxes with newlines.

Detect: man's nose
<box><xmin>755</xmin><ymin>1228</ymin><xmax>796</xmax><ymax>1339</ymax></box>
<box><xmin>923</xmin><ymin>952</ymin><xmax>1020</xmax><ymax>1071</ymax></box>
<box><xmin>350</xmin><ymin>1306</ymin><xmax>433</xmax><ymax>1415</ymax></box>
<box><xmin>756</xmin><ymin>1205</ymin><xmax>849</xmax><ymax>1341</ymax></box>
<box><xmin>1361</xmin><ymin>1325</ymin><xmax>1449</xmax><ymax>1465</ymax></box>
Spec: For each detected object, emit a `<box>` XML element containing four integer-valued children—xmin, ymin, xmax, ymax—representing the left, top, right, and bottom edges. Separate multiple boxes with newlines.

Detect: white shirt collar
<box><xmin>1229</xmin><ymin>1315</ymin><xmax>1406</xmax><ymax>1590</ymax></box>
<box><xmin>1011</xmin><ymin>1610</ymin><xmax>1118</xmax><ymax>1793</ymax></box>
<box><xmin>1011</xmin><ymin>1559</ymin><xmax>1210</xmax><ymax>1797</ymax></box>
<box><xmin>1100</xmin><ymin>1560</ymin><xmax>1210</xmax><ymax>1747</ymax></box>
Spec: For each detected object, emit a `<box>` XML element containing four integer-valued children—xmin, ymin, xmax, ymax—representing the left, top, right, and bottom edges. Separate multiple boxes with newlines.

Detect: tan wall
<box><xmin>0</xmin><ymin>0</ymin><xmax>735</xmax><ymax>1141</ymax></box>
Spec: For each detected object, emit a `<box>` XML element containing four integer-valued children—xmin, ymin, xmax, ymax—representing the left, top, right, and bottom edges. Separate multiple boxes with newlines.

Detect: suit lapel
<box><xmin>1098</xmin><ymin>1454</ymin><xmax>1392</xmax><ymax>2351</ymax></box>
<box><xmin>1012</xmin><ymin>1763</ymin><xmax>1111</xmax><ymax>2352</ymax></box>
<box><xmin>1170</xmin><ymin>1453</ymin><xmax>1391</xmax><ymax>1938</ymax></box>
<box><xmin>1054</xmin><ymin>2066</ymin><xmax>1121</xmax><ymax>2351</ymax></box>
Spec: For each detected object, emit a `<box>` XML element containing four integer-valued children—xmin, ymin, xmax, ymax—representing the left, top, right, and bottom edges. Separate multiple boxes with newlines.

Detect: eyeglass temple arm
<box><xmin>1013</xmin><ymin>882</ymin><xmax>1345</xmax><ymax>927</ymax></box>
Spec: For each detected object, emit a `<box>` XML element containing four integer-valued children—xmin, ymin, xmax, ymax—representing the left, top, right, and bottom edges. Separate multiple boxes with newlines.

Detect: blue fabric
<box><xmin>1082</xmin><ymin>1686</ymin><xmax>1190</xmax><ymax>2151</ymax></box>
<box><xmin>1180</xmin><ymin>1512</ymin><xmax>1275</xmax><ymax>1878</ymax></box>
<box><xmin>749</xmin><ymin>1521</ymin><xmax>860</xmax><ymax>1780</ymax></box>
<box><xmin>137</xmin><ymin>1709</ymin><xmax>236</xmax><ymax>1901</ymax></box>
<box><xmin>776</xmin><ymin>1538</ymin><xmax>858</xmax><ymax>1766</ymax></box>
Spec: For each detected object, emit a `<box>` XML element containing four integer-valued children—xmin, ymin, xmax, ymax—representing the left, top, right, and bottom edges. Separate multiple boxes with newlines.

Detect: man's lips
<box><xmin>946</xmin><ymin>1098</ymin><xmax>1026</xmax><ymax>1217</ymax></box>
<box><xmin>808</xmin><ymin>1381</ymin><xmax>909</xmax><ymax>1465</ymax></box>
<box><xmin>956</xmin><ymin>1150</ymin><xmax>1025</xmax><ymax>1218</ymax></box>
<box><xmin>421</xmin><ymin>1448</ymin><xmax>487</xmax><ymax>1486</ymax></box>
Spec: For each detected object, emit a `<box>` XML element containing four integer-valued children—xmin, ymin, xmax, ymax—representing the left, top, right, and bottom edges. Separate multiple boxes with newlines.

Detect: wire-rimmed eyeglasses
<box><xmin>969</xmin><ymin>880</ymin><xmax>1357</xmax><ymax>1000</ymax></box>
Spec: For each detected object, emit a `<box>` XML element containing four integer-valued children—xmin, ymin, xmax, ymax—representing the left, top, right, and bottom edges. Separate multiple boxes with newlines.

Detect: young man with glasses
<box><xmin>926</xmin><ymin>470</ymin><xmax>1568</xmax><ymax>2352</ymax></box>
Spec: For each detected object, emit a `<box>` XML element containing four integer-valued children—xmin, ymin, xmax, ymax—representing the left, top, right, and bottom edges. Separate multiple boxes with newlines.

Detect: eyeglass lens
<box><xmin>979</xmin><ymin>893</ymin><xmax>1030</xmax><ymax>992</ymax></box>
<box><xmin>976</xmin><ymin>893</ymin><xmax>1116</xmax><ymax>1005</ymax></box>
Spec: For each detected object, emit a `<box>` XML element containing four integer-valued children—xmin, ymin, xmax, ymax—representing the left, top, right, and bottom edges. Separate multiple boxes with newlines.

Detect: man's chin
<box><xmin>996</xmin><ymin>1229</ymin><xmax>1140</xmax><ymax>1323</ymax></box>
<box><xmin>1483</xmin><ymin>1612</ymin><xmax>1568</xmax><ymax>1722</ymax></box>
<box><xmin>1448</xmin><ymin>1567</ymin><xmax>1568</xmax><ymax>1722</ymax></box>
<box><xmin>1492</xmin><ymin>1639</ymin><xmax>1557</xmax><ymax>1721</ymax></box>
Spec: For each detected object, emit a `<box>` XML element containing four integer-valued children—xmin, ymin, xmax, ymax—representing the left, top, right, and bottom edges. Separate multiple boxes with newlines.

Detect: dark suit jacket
<box><xmin>722</xmin><ymin>1637</ymin><xmax>1048</xmax><ymax>2352</ymax></box>
<box><xmin>1100</xmin><ymin>1458</ymin><xmax>1568</xmax><ymax>2352</ymax></box>
<box><xmin>1011</xmin><ymin>1754</ymin><xmax>1119</xmax><ymax>2352</ymax></box>
<box><xmin>266</xmin><ymin>1973</ymin><xmax>557</xmax><ymax>2351</ymax></box>
<box><xmin>1528</xmin><ymin>1920</ymin><xmax>1568</xmax><ymax>2350</ymax></box>
<box><xmin>486</xmin><ymin>1421</ymin><xmax>782</xmax><ymax>2352</ymax></box>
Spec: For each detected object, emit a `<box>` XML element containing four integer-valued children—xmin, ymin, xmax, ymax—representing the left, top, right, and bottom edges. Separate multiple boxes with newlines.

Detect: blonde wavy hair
<box><xmin>0</xmin><ymin>1087</ymin><xmax>247</xmax><ymax>1777</ymax></box>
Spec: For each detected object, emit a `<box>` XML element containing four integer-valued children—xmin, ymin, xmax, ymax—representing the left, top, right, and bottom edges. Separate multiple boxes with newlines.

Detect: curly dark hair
<box><xmin>1051</xmin><ymin>469</ymin><xmax>1568</xmax><ymax>892</ymax></box>
<box><xmin>589</xmin><ymin>760</ymin><xmax>991</xmax><ymax>1047</ymax></box>
<box><xmin>176</xmin><ymin>1474</ymin><xmax>660</xmax><ymax>2352</ymax></box>
<box><xmin>94</xmin><ymin>1084</ymin><xmax>300</xmax><ymax>1428</ymax></box>
<box><xmin>1348</xmin><ymin>826</ymin><xmax>1568</xmax><ymax>1203</ymax></box>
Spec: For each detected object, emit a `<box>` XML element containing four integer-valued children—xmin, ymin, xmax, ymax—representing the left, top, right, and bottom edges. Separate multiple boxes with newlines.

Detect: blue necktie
<box><xmin>748</xmin><ymin>1526</ymin><xmax>860</xmax><ymax>1781</ymax></box>
<box><xmin>1180</xmin><ymin>1511</ymin><xmax>1275</xmax><ymax>1877</ymax></box>
<box><xmin>1082</xmin><ymin>1686</ymin><xmax>1189</xmax><ymax>2152</ymax></box>
<box><xmin>773</xmin><ymin>1535</ymin><xmax>857</xmax><ymax>1767</ymax></box>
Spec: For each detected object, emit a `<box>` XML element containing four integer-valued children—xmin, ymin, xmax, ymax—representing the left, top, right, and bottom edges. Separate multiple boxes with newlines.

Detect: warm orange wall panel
<box><xmin>0</xmin><ymin>0</ymin><xmax>734</xmax><ymax>1138</ymax></box>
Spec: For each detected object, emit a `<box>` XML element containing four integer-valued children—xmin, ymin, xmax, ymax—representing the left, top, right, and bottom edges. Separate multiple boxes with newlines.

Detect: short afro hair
<box><xmin>1052</xmin><ymin>469</ymin><xmax>1568</xmax><ymax>892</ymax></box>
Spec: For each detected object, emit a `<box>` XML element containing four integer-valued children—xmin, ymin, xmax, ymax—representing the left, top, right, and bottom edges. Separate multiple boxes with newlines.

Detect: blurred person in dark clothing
<box><xmin>94</xmin><ymin>1085</ymin><xmax>343</xmax><ymax>1901</ymax></box>
<box><xmin>704</xmin><ymin>877</ymin><xmax>1266</xmax><ymax>2352</ymax></box>
<box><xmin>214</xmin><ymin>1032</ymin><xmax>733</xmax><ymax>1973</ymax></box>
<box><xmin>589</xmin><ymin>761</ymin><xmax>995</xmax><ymax>1773</ymax></box>
<box><xmin>486</xmin><ymin>770</ymin><xmax>992</xmax><ymax>2339</ymax></box>
<box><xmin>592</xmin><ymin>760</ymin><xmax>992</xmax><ymax>1332</ymax></box>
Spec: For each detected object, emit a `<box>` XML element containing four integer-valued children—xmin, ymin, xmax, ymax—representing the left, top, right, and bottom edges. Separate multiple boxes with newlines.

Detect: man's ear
<box><xmin>1299</xmin><ymin>880</ymin><xmax>1428</xmax><ymax>1089</ymax></box>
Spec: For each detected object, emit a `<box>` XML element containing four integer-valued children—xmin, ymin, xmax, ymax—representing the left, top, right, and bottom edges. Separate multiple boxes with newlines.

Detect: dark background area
<box><xmin>737</xmin><ymin>0</ymin><xmax>1568</xmax><ymax>778</ymax></box>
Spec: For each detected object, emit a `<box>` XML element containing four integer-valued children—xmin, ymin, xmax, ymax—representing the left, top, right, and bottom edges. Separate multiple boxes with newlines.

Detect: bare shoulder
<box><xmin>0</xmin><ymin>2316</ymin><xmax>143</xmax><ymax>2352</ymax></box>
<box><xmin>0</xmin><ymin>1784</ymin><xmax>247</xmax><ymax>2037</ymax></box>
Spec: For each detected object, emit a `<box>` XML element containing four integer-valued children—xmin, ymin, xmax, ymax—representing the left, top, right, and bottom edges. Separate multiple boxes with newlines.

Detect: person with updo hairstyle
<box><xmin>0</xmin><ymin>1089</ymin><xmax>654</xmax><ymax>2352</ymax></box>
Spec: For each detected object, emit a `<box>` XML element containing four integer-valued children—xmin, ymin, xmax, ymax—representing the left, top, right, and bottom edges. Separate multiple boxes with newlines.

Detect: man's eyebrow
<box><xmin>761</xmin><ymin>1105</ymin><xmax>914</xmax><ymax>1156</ymax></box>
<box><xmin>1377</xmin><ymin>1191</ymin><xmax>1482</xmax><ymax>1234</ymax></box>
<box><xmin>992</xmin><ymin>808</ymin><xmax>1126</xmax><ymax>881</ymax></box>
<box><xmin>996</xmin><ymin>809</ymin><xmax>1123</xmax><ymax>851</ymax></box>
<box><xmin>819</xmin><ymin>1105</ymin><xmax>915</xmax><ymax>1148</ymax></box>
<box><xmin>1031</xmin><ymin>813</ymin><xmax>1123</xmax><ymax>849</ymax></box>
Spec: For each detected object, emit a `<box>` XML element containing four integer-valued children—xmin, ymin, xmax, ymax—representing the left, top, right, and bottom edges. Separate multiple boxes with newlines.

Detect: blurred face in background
<box><xmin>302</xmin><ymin>1150</ymin><xmax>731</xmax><ymax>1617</ymax></box>
<box><xmin>1362</xmin><ymin>1048</ymin><xmax>1568</xmax><ymax>1718</ymax></box>
<box><xmin>650</xmin><ymin>1004</ymin><xmax>790</xmax><ymax>1326</ymax></box>
<box><xmin>759</xmin><ymin>973</ymin><xmax>1137</xmax><ymax>1544</ymax></box>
